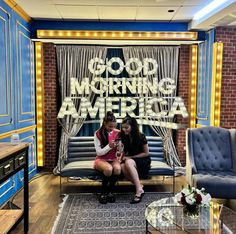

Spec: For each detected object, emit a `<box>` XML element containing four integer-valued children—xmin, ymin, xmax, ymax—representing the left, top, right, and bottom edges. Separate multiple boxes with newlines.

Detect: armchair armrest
<box><xmin>230</xmin><ymin>129</ymin><xmax>236</xmax><ymax>172</ymax></box>
<box><xmin>186</xmin><ymin>128</ymin><xmax>198</xmax><ymax>185</ymax></box>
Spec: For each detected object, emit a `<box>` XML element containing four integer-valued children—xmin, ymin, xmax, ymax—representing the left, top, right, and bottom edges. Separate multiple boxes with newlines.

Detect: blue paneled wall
<box><xmin>0</xmin><ymin>1</ymin><xmax>34</xmax><ymax>133</ymax></box>
<box><xmin>0</xmin><ymin>0</ymin><xmax>36</xmax><ymax>206</ymax></box>
<box><xmin>0</xmin><ymin>5</ymin><xmax>13</xmax><ymax>133</ymax></box>
<box><xmin>196</xmin><ymin>29</ymin><xmax>215</xmax><ymax>126</ymax></box>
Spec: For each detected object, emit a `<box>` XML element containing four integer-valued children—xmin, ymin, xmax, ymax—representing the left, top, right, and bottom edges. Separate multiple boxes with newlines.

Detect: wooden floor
<box><xmin>6</xmin><ymin>173</ymin><xmax>236</xmax><ymax>234</ymax></box>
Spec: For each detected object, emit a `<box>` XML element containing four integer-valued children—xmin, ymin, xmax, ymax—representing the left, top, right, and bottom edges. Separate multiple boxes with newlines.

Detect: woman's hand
<box><xmin>122</xmin><ymin>156</ymin><xmax>131</xmax><ymax>162</ymax></box>
<box><xmin>109</xmin><ymin>140</ymin><xmax>117</xmax><ymax>148</ymax></box>
<box><xmin>116</xmin><ymin>152</ymin><xmax>124</xmax><ymax>162</ymax></box>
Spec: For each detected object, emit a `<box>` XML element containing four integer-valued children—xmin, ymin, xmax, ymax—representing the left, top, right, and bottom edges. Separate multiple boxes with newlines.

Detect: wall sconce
<box><xmin>35</xmin><ymin>42</ymin><xmax>44</xmax><ymax>166</ymax></box>
<box><xmin>211</xmin><ymin>42</ymin><xmax>223</xmax><ymax>126</ymax></box>
<box><xmin>189</xmin><ymin>45</ymin><xmax>198</xmax><ymax>128</ymax></box>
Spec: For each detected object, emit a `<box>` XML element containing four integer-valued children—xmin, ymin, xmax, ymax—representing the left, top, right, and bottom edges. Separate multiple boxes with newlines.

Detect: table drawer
<box><xmin>1</xmin><ymin>159</ymin><xmax>14</xmax><ymax>176</ymax></box>
<box><xmin>15</xmin><ymin>152</ymin><xmax>26</xmax><ymax>168</ymax></box>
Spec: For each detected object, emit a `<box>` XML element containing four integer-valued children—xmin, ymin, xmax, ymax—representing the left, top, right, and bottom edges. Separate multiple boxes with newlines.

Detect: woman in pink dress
<box><xmin>94</xmin><ymin>111</ymin><xmax>121</xmax><ymax>204</ymax></box>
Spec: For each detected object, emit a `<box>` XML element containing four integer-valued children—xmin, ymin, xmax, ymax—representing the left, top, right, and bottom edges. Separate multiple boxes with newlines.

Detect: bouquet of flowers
<box><xmin>175</xmin><ymin>186</ymin><xmax>211</xmax><ymax>216</ymax></box>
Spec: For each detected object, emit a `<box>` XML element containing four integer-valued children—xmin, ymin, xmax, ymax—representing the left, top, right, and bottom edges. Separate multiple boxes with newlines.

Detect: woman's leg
<box><xmin>121</xmin><ymin>163</ymin><xmax>135</xmax><ymax>184</ymax></box>
<box><xmin>94</xmin><ymin>160</ymin><xmax>113</xmax><ymax>203</ymax></box>
<box><xmin>111</xmin><ymin>160</ymin><xmax>121</xmax><ymax>176</ymax></box>
<box><xmin>103</xmin><ymin>161</ymin><xmax>121</xmax><ymax>202</ymax></box>
<box><xmin>124</xmin><ymin>159</ymin><xmax>144</xmax><ymax>196</ymax></box>
<box><xmin>109</xmin><ymin>161</ymin><xmax>121</xmax><ymax>191</ymax></box>
<box><xmin>95</xmin><ymin>160</ymin><xmax>113</xmax><ymax>177</ymax></box>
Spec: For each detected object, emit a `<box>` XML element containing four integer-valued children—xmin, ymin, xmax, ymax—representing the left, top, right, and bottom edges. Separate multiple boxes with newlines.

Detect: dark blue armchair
<box><xmin>186</xmin><ymin>127</ymin><xmax>236</xmax><ymax>199</ymax></box>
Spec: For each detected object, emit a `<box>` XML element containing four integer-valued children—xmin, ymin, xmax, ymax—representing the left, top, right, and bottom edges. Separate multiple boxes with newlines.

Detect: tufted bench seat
<box><xmin>186</xmin><ymin>127</ymin><xmax>236</xmax><ymax>199</ymax></box>
<box><xmin>60</xmin><ymin>136</ymin><xmax>175</xmax><ymax>192</ymax></box>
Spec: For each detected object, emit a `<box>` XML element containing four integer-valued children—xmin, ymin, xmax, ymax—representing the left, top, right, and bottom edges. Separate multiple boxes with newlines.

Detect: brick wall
<box><xmin>43</xmin><ymin>43</ymin><xmax>58</xmax><ymax>170</ymax></box>
<box><xmin>176</xmin><ymin>45</ymin><xmax>190</xmax><ymax>165</ymax></box>
<box><xmin>215</xmin><ymin>27</ymin><xmax>236</xmax><ymax>129</ymax></box>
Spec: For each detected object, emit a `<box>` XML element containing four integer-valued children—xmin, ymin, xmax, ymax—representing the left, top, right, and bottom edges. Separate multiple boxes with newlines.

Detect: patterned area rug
<box><xmin>52</xmin><ymin>192</ymin><xmax>169</xmax><ymax>234</ymax></box>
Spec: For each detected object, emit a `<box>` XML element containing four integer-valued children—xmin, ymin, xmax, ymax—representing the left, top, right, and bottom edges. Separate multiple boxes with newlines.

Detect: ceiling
<box><xmin>14</xmin><ymin>0</ymin><xmax>236</xmax><ymax>29</ymax></box>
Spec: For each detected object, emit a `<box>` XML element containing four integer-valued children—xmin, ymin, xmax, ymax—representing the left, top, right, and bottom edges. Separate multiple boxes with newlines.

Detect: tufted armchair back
<box><xmin>186</xmin><ymin>127</ymin><xmax>236</xmax><ymax>199</ymax></box>
<box><xmin>188</xmin><ymin>127</ymin><xmax>233</xmax><ymax>172</ymax></box>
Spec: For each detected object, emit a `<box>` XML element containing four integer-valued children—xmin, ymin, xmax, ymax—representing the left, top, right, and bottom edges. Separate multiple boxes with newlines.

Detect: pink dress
<box><xmin>94</xmin><ymin>129</ymin><xmax>120</xmax><ymax>169</ymax></box>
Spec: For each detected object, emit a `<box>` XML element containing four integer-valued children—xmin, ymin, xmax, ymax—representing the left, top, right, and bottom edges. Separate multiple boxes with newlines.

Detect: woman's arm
<box><xmin>94</xmin><ymin>132</ymin><xmax>112</xmax><ymax>156</ymax></box>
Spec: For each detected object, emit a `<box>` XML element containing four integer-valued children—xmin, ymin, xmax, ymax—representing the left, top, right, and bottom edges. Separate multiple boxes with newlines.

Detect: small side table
<box><xmin>0</xmin><ymin>143</ymin><xmax>29</xmax><ymax>233</ymax></box>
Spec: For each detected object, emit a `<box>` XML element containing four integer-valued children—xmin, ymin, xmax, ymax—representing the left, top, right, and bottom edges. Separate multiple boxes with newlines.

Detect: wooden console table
<box><xmin>0</xmin><ymin>143</ymin><xmax>29</xmax><ymax>234</ymax></box>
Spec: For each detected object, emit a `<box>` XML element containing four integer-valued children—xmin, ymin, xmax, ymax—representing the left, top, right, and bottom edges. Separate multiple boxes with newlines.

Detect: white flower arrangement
<box><xmin>175</xmin><ymin>186</ymin><xmax>211</xmax><ymax>210</ymax></box>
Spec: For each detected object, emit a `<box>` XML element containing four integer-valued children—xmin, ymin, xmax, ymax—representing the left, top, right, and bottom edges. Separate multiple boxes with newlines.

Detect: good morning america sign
<box><xmin>57</xmin><ymin>57</ymin><xmax>188</xmax><ymax>129</ymax></box>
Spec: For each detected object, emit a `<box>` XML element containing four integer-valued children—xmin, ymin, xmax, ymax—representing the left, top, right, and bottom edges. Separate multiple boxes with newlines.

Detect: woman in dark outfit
<box><xmin>120</xmin><ymin>116</ymin><xmax>151</xmax><ymax>204</ymax></box>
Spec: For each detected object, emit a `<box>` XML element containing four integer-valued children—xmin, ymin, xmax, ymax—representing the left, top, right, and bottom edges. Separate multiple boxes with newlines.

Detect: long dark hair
<box><xmin>98</xmin><ymin>111</ymin><xmax>116</xmax><ymax>147</ymax></box>
<box><xmin>120</xmin><ymin>116</ymin><xmax>141</xmax><ymax>146</ymax></box>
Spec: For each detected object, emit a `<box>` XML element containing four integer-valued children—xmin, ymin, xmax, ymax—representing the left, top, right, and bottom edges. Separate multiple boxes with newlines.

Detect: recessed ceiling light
<box><xmin>168</xmin><ymin>9</ymin><xmax>175</xmax><ymax>13</ymax></box>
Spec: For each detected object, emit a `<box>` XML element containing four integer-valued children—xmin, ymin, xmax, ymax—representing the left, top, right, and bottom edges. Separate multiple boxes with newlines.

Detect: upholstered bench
<box><xmin>59</xmin><ymin>136</ymin><xmax>175</xmax><ymax>193</ymax></box>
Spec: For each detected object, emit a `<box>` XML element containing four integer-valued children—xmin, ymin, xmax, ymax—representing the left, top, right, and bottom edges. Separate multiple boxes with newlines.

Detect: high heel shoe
<box><xmin>130</xmin><ymin>195</ymin><xmax>142</xmax><ymax>204</ymax></box>
<box><xmin>130</xmin><ymin>189</ymin><xmax>145</xmax><ymax>204</ymax></box>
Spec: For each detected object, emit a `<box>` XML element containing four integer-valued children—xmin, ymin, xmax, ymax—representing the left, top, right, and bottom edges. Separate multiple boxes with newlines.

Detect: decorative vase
<box><xmin>183</xmin><ymin>204</ymin><xmax>200</xmax><ymax>219</ymax></box>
